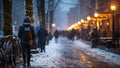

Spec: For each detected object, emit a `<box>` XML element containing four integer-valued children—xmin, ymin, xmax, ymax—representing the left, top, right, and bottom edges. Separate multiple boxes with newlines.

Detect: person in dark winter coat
<box><xmin>54</xmin><ymin>29</ymin><xmax>59</xmax><ymax>43</ymax></box>
<box><xmin>91</xmin><ymin>27</ymin><xmax>99</xmax><ymax>48</ymax></box>
<box><xmin>18</xmin><ymin>16</ymin><xmax>36</xmax><ymax>66</ymax></box>
<box><xmin>68</xmin><ymin>29</ymin><xmax>75</xmax><ymax>41</ymax></box>
<box><xmin>46</xmin><ymin>32</ymin><xmax>53</xmax><ymax>45</ymax></box>
<box><xmin>37</xmin><ymin>24</ymin><xmax>48</xmax><ymax>52</ymax></box>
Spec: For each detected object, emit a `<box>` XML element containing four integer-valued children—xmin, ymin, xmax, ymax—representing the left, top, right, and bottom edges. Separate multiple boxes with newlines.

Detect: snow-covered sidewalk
<box><xmin>29</xmin><ymin>37</ymin><xmax>120</xmax><ymax>67</ymax></box>
<box><xmin>75</xmin><ymin>39</ymin><xmax>120</xmax><ymax>65</ymax></box>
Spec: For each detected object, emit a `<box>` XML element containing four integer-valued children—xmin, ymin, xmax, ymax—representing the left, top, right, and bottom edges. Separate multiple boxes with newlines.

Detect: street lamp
<box><xmin>77</xmin><ymin>21</ymin><xmax>81</xmax><ymax>25</ymax></box>
<box><xmin>87</xmin><ymin>16</ymin><xmax>91</xmax><ymax>25</ymax></box>
<box><xmin>51</xmin><ymin>23</ymin><xmax>56</xmax><ymax>33</ymax></box>
<box><xmin>52</xmin><ymin>23</ymin><xmax>56</xmax><ymax>28</ymax></box>
<box><xmin>80</xmin><ymin>19</ymin><xmax>84</xmax><ymax>30</ymax></box>
<box><xmin>81</xmin><ymin>19</ymin><xmax>84</xmax><ymax>23</ymax></box>
<box><xmin>111</xmin><ymin>5</ymin><xmax>116</xmax><ymax>45</ymax></box>
<box><xmin>87</xmin><ymin>16</ymin><xmax>91</xmax><ymax>21</ymax></box>
<box><xmin>81</xmin><ymin>19</ymin><xmax>84</xmax><ymax>26</ymax></box>
<box><xmin>87</xmin><ymin>16</ymin><xmax>91</xmax><ymax>29</ymax></box>
<box><xmin>111</xmin><ymin>5</ymin><xmax>116</xmax><ymax>11</ymax></box>
<box><xmin>94</xmin><ymin>12</ymin><xmax>98</xmax><ymax>18</ymax></box>
<box><xmin>94</xmin><ymin>12</ymin><xmax>99</xmax><ymax>30</ymax></box>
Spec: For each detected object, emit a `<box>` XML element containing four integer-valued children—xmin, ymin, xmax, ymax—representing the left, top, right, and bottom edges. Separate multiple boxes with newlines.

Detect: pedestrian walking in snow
<box><xmin>18</xmin><ymin>16</ymin><xmax>36</xmax><ymax>67</ymax></box>
<box><xmin>91</xmin><ymin>27</ymin><xmax>99</xmax><ymax>48</ymax></box>
<box><xmin>54</xmin><ymin>29</ymin><xmax>59</xmax><ymax>43</ymax></box>
<box><xmin>69</xmin><ymin>29</ymin><xmax>76</xmax><ymax>42</ymax></box>
<box><xmin>37</xmin><ymin>24</ymin><xmax>48</xmax><ymax>52</ymax></box>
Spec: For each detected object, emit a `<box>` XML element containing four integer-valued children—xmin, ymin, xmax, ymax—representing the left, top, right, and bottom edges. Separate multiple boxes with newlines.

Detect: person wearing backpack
<box><xmin>18</xmin><ymin>16</ymin><xmax>36</xmax><ymax>67</ymax></box>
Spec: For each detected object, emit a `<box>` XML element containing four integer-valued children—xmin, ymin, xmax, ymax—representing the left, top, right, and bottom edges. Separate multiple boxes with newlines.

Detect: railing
<box><xmin>99</xmin><ymin>37</ymin><xmax>113</xmax><ymax>48</ymax></box>
<box><xmin>0</xmin><ymin>35</ymin><xmax>22</xmax><ymax>68</ymax></box>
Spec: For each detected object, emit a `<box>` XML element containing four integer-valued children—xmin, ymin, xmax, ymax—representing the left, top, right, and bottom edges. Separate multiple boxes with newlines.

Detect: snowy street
<box><xmin>1</xmin><ymin>0</ymin><xmax>120</xmax><ymax>68</ymax></box>
<box><xmin>17</xmin><ymin>37</ymin><xmax>120</xmax><ymax>68</ymax></box>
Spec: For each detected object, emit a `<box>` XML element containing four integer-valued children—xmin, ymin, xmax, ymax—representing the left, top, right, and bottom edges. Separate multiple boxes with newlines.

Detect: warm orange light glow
<box><xmin>81</xmin><ymin>19</ymin><xmax>84</xmax><ymax>23</ymax></box>
<box><xmin>106</xmin><ymin>22</ymin><xmax>109</xmax><ymax>25</ymax></box>
<box><xmin>111</xmin><ymin>5</ymin><xmax>116</xmax><ymax>11</ymax></box>
<box><xmin>97</xmin><ymin>21</ymin><xmax>99</xmax><ymax>30</ymax></box>
<box><xmin>78</xmin><ymin>21</ymin><xmax>81</xmax><ymax>24</ymax></box>
<box><xmin>67</xmin><ymin>24</ymin><xmax>75</xmax><ymax>31</ymax></box>
<box><xmin>94</xmin><ymin>12</ymin><xmax>98</xmax><ymax>17</ymax></box>
<box><xmin>75</xmin><ymin>23</ymin><xmax>78</xmax><ymax>26</ymax></box>
<box><xmin>87</xmin><ymin>16</ymin><xmax>91</xmax><ymax>20</ymax></box>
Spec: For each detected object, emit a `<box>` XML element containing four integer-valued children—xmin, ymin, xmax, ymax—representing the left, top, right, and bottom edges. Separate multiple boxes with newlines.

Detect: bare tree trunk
<box><xmin>2</xmin><ymin>0</ymin><xmax>13</xmax><ymax>36</ymax></box>
<box><xmin>24</xmin><ymin>0</ymin><xmax>34</xmax><ymax>24</ymax></box>
<box><xmin>0</xmin><ymin>0</ymin><xmax>3</xmax><ymax>31</ymax></box>
<box><xmin>36</xmin><ymin>0</ymin><xmax>45</xmax><ymax>27</ymax></box>
<box><xmin>47</xmin><ymin>0</ymin><xmax>60</xmax><ymax>32</ymax></box>
<box><xmin>48</xmin><ymin>0</ymin><xmax>54</xmax><ymax>32</ymax></box>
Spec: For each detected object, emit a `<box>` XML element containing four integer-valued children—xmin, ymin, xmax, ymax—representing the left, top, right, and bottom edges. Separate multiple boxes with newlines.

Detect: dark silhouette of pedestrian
<box><xmin>91</xmin><ymin>27</ymin><xmax>99</xmax><ymax>48</ymax></box>
<box><xmin>18</xmin><ymin>16</ymin><xmax>36</xmax><ymax>66</ymax></box>
<box><xmin>69</xmin><ymin>29</ymin><xmax>76</xmax><ymax>42</ymax></box>
<box><xmin>54</xmin><ymin>29</ymin><xmax>59</xmax><ymax>43</ymax></box>
<box><xmin>46</xmin><ymin>32</ymin><xmax>53</xmax><ymax>45</ymax></box>
<box><xmin>37</xmin><ymin>24</ymin><xmax>48</xmax><ymax>52</ymax></box>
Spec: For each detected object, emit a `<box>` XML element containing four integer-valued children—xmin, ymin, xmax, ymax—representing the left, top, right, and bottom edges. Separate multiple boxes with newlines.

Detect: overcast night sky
<box><xmin>53</xmin><ymin>0</ymin><xmax>77</xmax><ymax>30</ymax></box>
